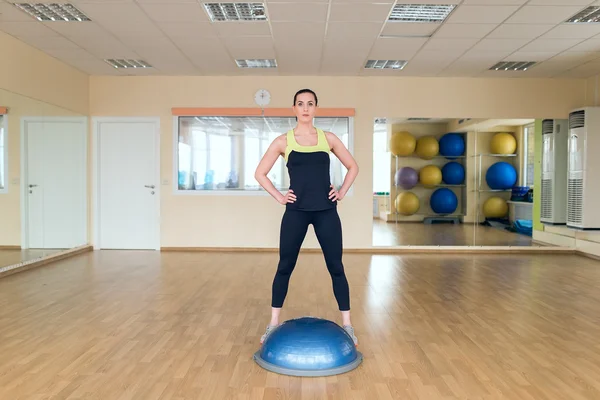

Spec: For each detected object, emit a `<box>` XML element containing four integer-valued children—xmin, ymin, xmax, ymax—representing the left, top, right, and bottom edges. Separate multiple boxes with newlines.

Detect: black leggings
<box><xmin>271</xmin><ymin>207</ymin><xmax>350</xmax><ymax>311</ymax></box>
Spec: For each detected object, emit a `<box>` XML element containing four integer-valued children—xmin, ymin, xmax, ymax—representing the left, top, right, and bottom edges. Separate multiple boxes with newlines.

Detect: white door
<box><xmin>23</xmin><ymin>118</ymin><xmax>87</xmax><ymax>249</ymax></box>
<box><xmin>94</xmin><ymin>118</ymin><xmax>160</xmax><ymax>250</ymax></box>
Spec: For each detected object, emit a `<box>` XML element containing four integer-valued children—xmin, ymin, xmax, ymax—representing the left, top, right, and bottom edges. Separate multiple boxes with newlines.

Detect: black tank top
<box><xmin>284</xmin><ymin>128</ymin><xmax>337</xmax><ymax>211</ymax></box>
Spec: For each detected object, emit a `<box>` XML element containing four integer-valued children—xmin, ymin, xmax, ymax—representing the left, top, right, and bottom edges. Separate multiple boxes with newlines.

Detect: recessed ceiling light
<box><xmin>388</xmin><ymin>4</ymin><xmax>456</xmax><ymax>23</ymax></box>
<box><xmin>204</xmin><ymin>2</ymin><xmax>267</xmax><ymax>22</ymax></box>
<box><xmin>565</xmin><ymin>6</ymin><xmax>600</xmax><ymax>23</ymax></box>
<box><xmin>12</xmin><ymin>3</ymin><xmax>90</xmax><ymax>21</ymax></box>
<box><xmin>236</xmin><ymin>59</ymin><xmax>277</xmax><ymax>68</ymax></box>
<box><xmin>490</xmin><ymin>61</ymin><xmax>536</xmax><ymax>71</ymax></box>
<box><xmin>104</xmin><ymin>59</ymin><xmax>153</xmax><ymax>69</ymax></box>
<box><xmin>364</xmin><ymin>60</ymin><xmax>408</xmax><ymax>70</ymax></box>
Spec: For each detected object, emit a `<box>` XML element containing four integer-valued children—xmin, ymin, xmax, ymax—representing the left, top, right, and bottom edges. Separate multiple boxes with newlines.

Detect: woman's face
<box><xmin>293</xmin><ymin>92</ymin><xmax>317</xmax><ymax>123</ymax></box>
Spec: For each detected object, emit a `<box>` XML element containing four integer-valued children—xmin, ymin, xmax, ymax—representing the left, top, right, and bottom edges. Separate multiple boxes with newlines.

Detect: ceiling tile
<box><xmin>527</xmin><ymin>0</ymin><xmax>595</xmax><ymax>4</ymax></box>
<box><xmin>446</xmin><ymin>6</ymin><xmax>520</xmax><ymax>24</ymax></box>
<box><xmin>266</xmin><ymin>3</ymin><xmax>328</xmax><ymax>22</ymax></box>
<box><xmin>138</xmin><ymin>3</ymin><xmax>209</xmax><ymax>23</ymax></box>
<box><xmin>421</xmin><ymin>38</ymin><xmax>479</xmax><ymax>51</ymax></box>
<box><xmin>380</xmin><ymin>22</ymin><xmax>438</xmax><ymax>37</ymax></box>
<box><xmin>325</xmin><ymin>22</ymin><xmax>382</xmax><ymax>40</ymax></box>
<box><xmin>213</xmin><ymin>22</ymin><xmax>271</xmax><ymax>37</ymax></box>
<box><xmin>16</xmin><ymin>35</ymin><xmax>81</xmax><ymax>50</ymax></box>
<box><xmin>220</xmin><ymin>36</ymin><xmax>275</xmax><ymax>59</ymax></box>
<box><xmin>368</xmin><ymin>37</ymin><xmax>428</xmax><ymax>59</ymax></box>
<box><xmin>486</xmin><ymin>23</ymin><xmax>555</xmax><ymax>38</ymax></box>
<box><xmin>0</xmin><ymin>3</ymin><xmax>36</xmax><ymax>22</ymax></box>
<box><xmin>540</xmin><ymin>24</ymin><xmax>600</xmax><ymax>39</ymax></box>
<box><xmin>433</xmin><ymin>23</ymin><xmax>498</xmax><ymax>38</ymax></box>
<box><xmin>321</xmin><ymin>37</ymin><xmax>373</xmax><ymax>74</ymax></box>
<box><xmin>76</xmin><ymin>3</ymin><xmax>164</xmax><ymax>37</ymax></box>
<box><xmin>176</xmin><ymin>41</ymin><xmax>238</xmax><ymax>73</ymax></box>
<box><xmin>329</xmin><ymin>3</ymin><xmax>394</xmax><ymax>22</ymax></box>
<box><xmin>157</xmin><ymin>22</ymin><xmax>217</xmax><ymax>38</ymax></box>
<box><xmin>461</xmin><ymin>0</ymin><xmax>527</xmax><ymax>4</ymax></box>
<box><xmin>504</xmin><ymin>6</ymin><xmax>586</xmax><ymax>24</ymax></box>
<box><xmin>274</xmin><ymin>40</ymin><xmax>322</xmax><ymax>74</ymax></box>
<box><xmin>568</xmin><ymin>38</ymin><xmax>600</xmax><ymax>52</ymax></box>
<box><xmin>503</xmin><ymin>51</ymin><xmax>559</xmax><ymax>61</ymax></box>
<box><xmin>0</xmin><ymin>21</ymin><xmax>60</xmax><ymax>37</ymax></box>
<box><xmin>518</xmin><ymin>38</ymin><xmax>585</xmax><ymax>52</ymax></box>
<box><xmin>271</xmin><ymin>22</ymin><xmax>325</xmax><ymax>41</ymax></box>
<box><xmin>470</xmin><ymin>38</ymin><xmax>533</xmax><ymax>52</ymax></box>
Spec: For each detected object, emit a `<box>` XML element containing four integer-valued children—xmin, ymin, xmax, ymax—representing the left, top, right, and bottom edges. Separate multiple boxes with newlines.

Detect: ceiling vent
<box><xmin>565</xmin><ymin>6</ymin><xmax>600</xmax><ymax>23</ymax></box>
<box><xmin>364</xmin><ymin>60</ymin><xmax>408</xmax><ymax>70</ymax></box>
<box><xmin>236</xmin><ymin>59</ymin><xmax>277</xmax><ymax>68</ymax></box>
<box><xmin>490</xmin><ymin>61</ymin><xmax>536</xmax><ymax>71</ymax></box>
<box><xmin>12</xmin><ymin>3</ymin><xmax>91</xmax><ymax>21</ymax></box>
<box><xmin>104</xmin><ymin>59</ymin><xmax>153</xmax><ymax>69</ymax></box>
<box><xmin>388</xmin><ymin>4</ymin><xmax>456</xmax><ymax>22</ymax></box>
<box><xmin>204</xmin><ymin>2</ymin><xmax>267</xmax><ymax>21</ymax></box>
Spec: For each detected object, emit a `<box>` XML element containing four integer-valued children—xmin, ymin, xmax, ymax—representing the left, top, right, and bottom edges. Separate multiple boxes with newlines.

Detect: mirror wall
<box><xmin>372</xmin><ymin>116</ymin><xmax>541</xmax><ymax>247</ymax></box>
<box><xmin>0</xmin><ymin>88</ymin><xmax>88</xmax><ymax>273</ymax></box>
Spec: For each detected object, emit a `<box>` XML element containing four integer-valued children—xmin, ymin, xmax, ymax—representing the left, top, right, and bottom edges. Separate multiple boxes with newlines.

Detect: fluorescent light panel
<box><xmin>566</xmin><ymin>6</ymin><xmax>600</xmax><ymax>23</ymax></box>
<box><xmin>204</xmin><ymin>3</ymin><xmax>267</xmax><ymax>22</ymax></box>
<box><xmin>104</xmin><ymin>59</ymin><xmax>152</xmax><ymax>69</ymax></box>
<box><xmin>236</xmin><ymin>59</ymin><xmax>277</xmax><ymax>68</ymax></box>
<box><xmin>389</xmin><ymin>4</ymin><xmax>455</xmax><ymax>22</ymax></box>
<box><xmin>12</xmin><ymin>3</ymin><xmax>90</xmax><ymax>21</ymax></box>
<box><xmin>364</xmin><ymin>60</ymin><xmax>408</xmax><ymax>70</ymax></box>
<box><xmin>490</xmin><ymin>61</ymin><xmax>536</xmax><ymax>71</ymax></box>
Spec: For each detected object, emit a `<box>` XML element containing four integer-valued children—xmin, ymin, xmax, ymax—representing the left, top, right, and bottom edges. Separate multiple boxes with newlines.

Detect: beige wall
<box><xmin>90</xmin><ymin>75</ymin><xmax>586</xmax><ymax>249</ymax></box>
<box><xmin>0</xmin><ymin>31</ymin><xmax>89</xmax><ymax>246</ymax></box>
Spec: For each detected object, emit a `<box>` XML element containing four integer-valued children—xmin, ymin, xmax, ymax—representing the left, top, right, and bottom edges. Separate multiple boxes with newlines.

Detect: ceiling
<box><xmin>3</xmin><ymin>0</ymin><xmax>600</xmax><ymax>78</ymax></box>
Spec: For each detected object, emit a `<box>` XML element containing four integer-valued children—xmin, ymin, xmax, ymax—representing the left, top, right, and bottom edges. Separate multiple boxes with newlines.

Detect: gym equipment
<box><xmin>441</xmin><ymin>161</ymin><xmax>465</xmax><ymax>185</ymax></box>
<box><xmin>482</xmin><ymin>196</ymin><xmax>508</xmax><ymax>218</ymax></box>
<box><xmin>430</xmin><ymin>188</ymin><xmax>458</xmax><ymax>214</ymax></box>
<box><xmin>439</xmin><ymin>133</ymin><xmax>465</xmax><ymax>158</ymax></box>
<box><xmin>253</xmin><ymin>317</ymin><xmax>363</xmax><ymax>377</ymax></box>
<box><xmin>419</xmin><ymin>165</ymin><xmax>442</xmax><ymax>187</ymax></box>
<box><xmin>390</xmin><ymin>131</ymin><xmax>416</xmax><ymax>156</ymax></box>
<box><xmin>490</xmin><ymin>132</ymin><xmax>517</xmax><ymax>154</ymax></box>
<box><xmin>395</xmin><ymin>167</ymin><xmax>418</xmax><ymax>189</ymax></box>
<box><xmin>486</xmin><ymin>162</ymin><xmax>517</xmax><ymax>190</ymax></box>
<box><xmin>395</xmin><ymin>191</ymin><xmax>420</xmax><ymax>215</ymax></box>
<box><xmin>415</xmin><ymin>136</ymin><xmax>439</xmax><ymax>159</ymax></box>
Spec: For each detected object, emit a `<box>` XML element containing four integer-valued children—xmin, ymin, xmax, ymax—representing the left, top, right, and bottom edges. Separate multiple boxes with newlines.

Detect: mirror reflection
<box><xmin>372</xmin><ymin>117</ymin><xmax>539</xmax><ymax>247</ymax></box>
<box><xmin>0</xmin><ymin>88</ymin><xmax>87</xmax><ymax>273</ymax></box>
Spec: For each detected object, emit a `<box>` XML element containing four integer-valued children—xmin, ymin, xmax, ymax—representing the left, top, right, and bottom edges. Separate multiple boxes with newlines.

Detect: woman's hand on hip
<box><xmin>279</xmin><ymin>189</ymin><xmax>296</xmax><ymax>205</ymax></box>
<box><xmin>329</xmin><ymin>185</ymin><xmax>343</xmax><ymax>202</ymax></box>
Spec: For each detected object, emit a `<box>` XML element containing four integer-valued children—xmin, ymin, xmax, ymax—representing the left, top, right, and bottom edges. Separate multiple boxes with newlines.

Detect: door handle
<box><xmin>29</xmin><ymin>184</ymin><xmax>38</xmax><ymax>188</ymax></box>
<box><xmin>145</xmin><ymin>185</ymin><xmax>155</xmax><ymax>189</ymax></box>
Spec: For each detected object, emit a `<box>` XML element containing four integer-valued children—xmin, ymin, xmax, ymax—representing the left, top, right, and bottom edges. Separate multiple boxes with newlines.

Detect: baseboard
<box><xmin>0</xmin><ymin>245</ymin><xmax>21</xmax><ymax>250</ymax></box>
<box><xmin>161</xmin><ymin>246</ymin><xmax>574</xmax><ymax>254</ymax></box>
<box><xmin>0</xmin><ymin>245</ymin><xmax>93</xmax><ymax>279</ymax></box>
<box><xmin>576</xmin><ymin>250</ymin><xmax>600</xmax><ymax>261</ymax></box>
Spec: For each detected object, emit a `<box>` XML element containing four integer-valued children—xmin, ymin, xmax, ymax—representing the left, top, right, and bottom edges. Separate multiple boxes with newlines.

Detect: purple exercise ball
<box><xmin>395</xmin><ymin>167</ymin><xmax>419</xmax><ymax>189</ymax></box>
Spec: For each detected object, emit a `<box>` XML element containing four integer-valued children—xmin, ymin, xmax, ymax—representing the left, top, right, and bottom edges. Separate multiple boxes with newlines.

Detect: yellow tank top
<box><xmin>284</xmin><ymin>128</ymin><xmax>330</xmax><ymax>162</ymax></box>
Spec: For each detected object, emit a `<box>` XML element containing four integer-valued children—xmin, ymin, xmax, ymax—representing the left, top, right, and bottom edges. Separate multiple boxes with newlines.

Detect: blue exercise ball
<box><xmin>486</xmin><ymin>162</ymin><xmax>517</xmax><ymax>190</ymax></box>
<box><xmin>441</xmin><ymin>162</ymin><xmax>465</xmax><ymax>185</ymax></box>
<box><xmin>430</xmin><ymin>188</ymin><xmax>458</xmax><ymax>214</ymax></box>
<box><xmin>439</xmin><ymin>133</ymin><xmax>465</xmax><ymax>158</ymax></box>
<box><xmin>254</xmin><ymin>317</ymin><xmax>363</xmax><ymax>377</ymax></box>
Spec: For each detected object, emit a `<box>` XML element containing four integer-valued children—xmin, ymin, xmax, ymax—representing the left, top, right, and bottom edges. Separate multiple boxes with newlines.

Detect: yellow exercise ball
<box><xmin>415</xmin><ymin>136</ymin><xmax>439</xmax><ymax>159</ymax></box>
<box><xmin>490</xmin><ymin>132</ymin><xmax>517</xmax><ymax>154</ymax></box>
<box><xmin>482</xmin><ymin>196</ymin><xmax>508</xmax><ymax>218</ymax></box>
<box><xmin>419</xmin><ymin>165</ymin><xmax>442</xmax><ymax>187</ymax></box>
<box><xmin>395</xmin><ymin>192</ymin><xmax>420</xmax><ymax>216</ymax></box>
<box><xmin>390</xmin><ymin>131</ymin><xmax>416</xmax><ymax>156</ymax></box>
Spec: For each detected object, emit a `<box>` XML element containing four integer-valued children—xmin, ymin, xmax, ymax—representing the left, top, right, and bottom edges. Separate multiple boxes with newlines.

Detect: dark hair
<box><xmin>293</xmin><ymin>88</ymin><xmax>318</xmax><ymax>106</ymax></box>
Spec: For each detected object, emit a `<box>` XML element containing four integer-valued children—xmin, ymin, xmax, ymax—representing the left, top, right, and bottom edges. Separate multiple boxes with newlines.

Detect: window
<box><xmin>176</xmin><ymin>116</ymin><xmax>351</xmax><ymax>192</ymax></box>
<box><xmin>372</xmin><ymin>121</ymin><xmax>390</xmax><ymax>193</ymax></box>
<box><xmin>0</xmin><ymin>115</ymin><xmax>5</xmax><ymax>192</ymax></box>
<box><xmin>522</xmin><ymin>123</ymin><xmax>535</xmax><ymax>187</ymax></box>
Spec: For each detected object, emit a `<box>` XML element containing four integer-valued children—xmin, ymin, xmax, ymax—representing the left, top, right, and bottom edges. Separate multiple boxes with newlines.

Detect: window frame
<box><xmin>171</xmin><ymin>115</ymin><xmax>355</xmax><ymax>196</ymax></box>
<box><xmin>0</xmin><ymin>115</ymin><xmax>7</xmax><ymax>194</ymax></box>
<box><xmin>522</xmin><ymin>123</ymin><xmax>535</xmax><ymax>188</ymax></box>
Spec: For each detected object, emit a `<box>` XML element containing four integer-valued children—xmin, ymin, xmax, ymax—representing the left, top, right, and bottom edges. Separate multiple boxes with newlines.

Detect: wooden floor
<box><xmin>373</xmin><ymin>219</ymin><xmax>537</xmax><ymax>246</ymax></box>
<box><xmin>2</xmin><ymin>250</ymin><xmax>600</xmax><ymax>399</ymax></box>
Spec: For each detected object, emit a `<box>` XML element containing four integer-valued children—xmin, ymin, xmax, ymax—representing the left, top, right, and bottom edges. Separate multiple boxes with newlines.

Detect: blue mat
<box><xmin>513</xmin><ymin>219</ymin><xmax>532</xmax><ymax>236</ymax></box>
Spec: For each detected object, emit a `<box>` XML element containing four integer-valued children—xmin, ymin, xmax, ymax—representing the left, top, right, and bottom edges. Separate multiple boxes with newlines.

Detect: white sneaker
<box><xmin>260</xmin><ymin>324</ymin><xmax>277</xmax><ymax>344</ymax></box>
<box><xmin>343</xmin><ymin>325</ymin><xmax>358</xmax><ymax>346</ymax></box>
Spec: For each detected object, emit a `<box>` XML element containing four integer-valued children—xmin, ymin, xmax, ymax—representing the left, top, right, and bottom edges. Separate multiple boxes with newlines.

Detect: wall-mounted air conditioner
<box><xmin>541</xmin><ymin>119</ymin><xmax>568</xmax><ymax>225</ymax></box>
<box><xmin>567</xmin><ymin>107</ymin><xmax>600</xmax><ymax>230</ymax></box>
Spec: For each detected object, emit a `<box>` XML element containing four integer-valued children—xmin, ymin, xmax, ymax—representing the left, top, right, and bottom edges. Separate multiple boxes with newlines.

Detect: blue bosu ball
<box><xmin>253</xmin><ymin>316</ymin><xmax>363</xmax><ymax>377</ymax></box>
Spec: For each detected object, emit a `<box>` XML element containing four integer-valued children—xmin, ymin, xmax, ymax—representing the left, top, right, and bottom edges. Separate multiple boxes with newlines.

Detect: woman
<box><xmin>254</xmin><ymin>88</ymin><xmax>359</xmax><ymax>346</ymax></box>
